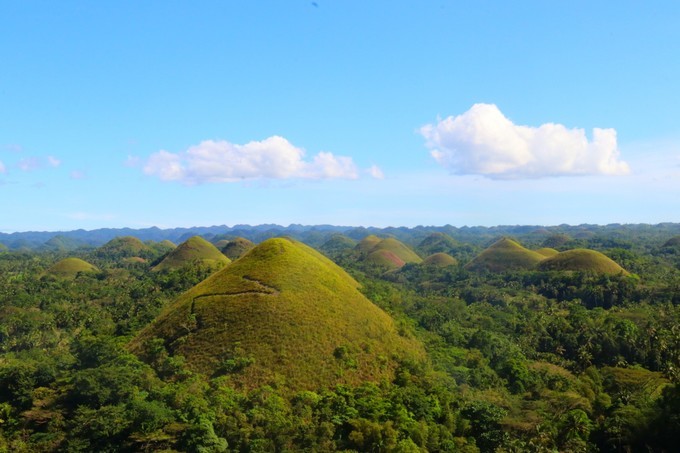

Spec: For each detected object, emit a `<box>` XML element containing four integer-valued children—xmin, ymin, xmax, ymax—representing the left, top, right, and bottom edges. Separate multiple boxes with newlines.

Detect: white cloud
<box><xmin>143</xmin><ymin>136</ymin><xmax>361</xmax><ymax>184</ymax></box>
<box><xmin>368</xmin><ymin>165</ymin><xmax>385</xmax><ymax>179</ymax></box>
<box><xmin>47</xmin><ymin>156</ymin><xmax>61</xmax><ymax>167</ymax></box>
<box><xmin>420</xmin><ymin>103</ymin><xmax>630</xmax><ymax>179</ymax></box>
<box><xmin>70</xmin><ymin>170</ymin><xmax>86</xmax><ymax>180</ymax></box>
<box><xmin>124</xmin><ymin>155</ymin><xmax>141</xmax><ymax>167</ymax></box>
<box><xmin>0</xmin><ymin>161</ymin><xmax>5</xmax><ymax>174</ymax></box>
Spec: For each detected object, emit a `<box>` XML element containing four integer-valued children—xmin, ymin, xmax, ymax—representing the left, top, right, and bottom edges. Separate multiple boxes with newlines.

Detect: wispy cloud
<box><xmin>17</xmin><ymin>155</ymin><xmax>62</xmax><ymax>172</ymax></box>
<box><xmin>18</xmin><ymin>157</ymin><xmax>41</xmax><ymax>172</ymax></box>
<box><xmin>143</xmin><ymin>136</ymin><xmax>366</xmax><ymax>184</ymax></box>
<box><xmin>70</xmin><ymin>170</ymin><xmax>86</xmax><ymax>180</ymax></box>
<box><xmin>1</xmin><ymin>144</ymin><xmax>23</xmax><ymax>153</ymax></box>
<box><xmin>368</xmin><ymin>165</ymin><xmax>385</xmax><ymax>179</ymax></box>
<box><xmin>0</xmin><ymin>161</ymin><xmax>5</xmax><ymax>174</ymax></box>
<box><xmin>421</xmin><ymin>103</ymin><xmax>630</xmax><ymax>179</ymax></box>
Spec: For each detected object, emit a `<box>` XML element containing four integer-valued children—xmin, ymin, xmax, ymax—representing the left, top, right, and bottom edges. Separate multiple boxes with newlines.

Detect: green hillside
<box><xmin>663</xmin><ymin>236</ymin><xmax>680</xmax><ymax>248</ymax></box>
<box><xmin>535</xmin><ymin>247</ymin><xmax>560</xmax><ymax>258</ymax></box>
<box><xmin>220</xmin><ymin>237</ymin><xmax>255</xmax><ymax>261</ymax></box>
<box><xmin>418</xmin><ymin>232</ymin><xmax>459</xmax><ymax>255</ymax></box>
<box><xmin>130</xmin><ymin>237</ymin><xmax>424</xmax><ymax>392</ymax></box>
<box><xmin>44</xmin><ymin>257</ymin><xmax>98</xmax><ymax>279</ymax></box>
<box><xmin>365</xmin><ymin>249</ymin><xmax>406</xmax><ymax>269</ymax></box>
<box><xmin>465</xmin><ymin>237</ymin><xmax>546</xmax><ymax>272</ymax></box>
<box><xmin>152</xmin><ymin>236</ymin><xmax>230</xmax><ymax>272</ymax></box>
<box><xmin>538</xmin><ymin>249</ymin><xmax>629</xmax><ymax>275</ymax></box>
<box><xmin>355</xmin><ymin>234</ymin><xmax>382</xmax><ymax>253</ymax></box>
<box><xmin>319</xmin><ymin>234</ymin><xmax>357</xmax><ymax>257</ymax></box>
<box><xmin>372</xmin><ymin>238</ymin><xmax>422</xmax><ymax>264</ymax></box>
<box><xmin>422</xmin><ymin>252</ymin><xmax>458</xmax><ymax>267</ymax></box>
<box><xmin>97</xmin><ymin>236</ymin><xmax>152</xmax><ymax>259</ymax></box>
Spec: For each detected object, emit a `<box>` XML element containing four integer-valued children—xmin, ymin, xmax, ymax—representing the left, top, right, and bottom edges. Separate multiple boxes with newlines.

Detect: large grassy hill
<box><xmin>355</xmin><ymin>236</ymin><xmax>422</xmax><ymax>269</ymax></box>
<box><xmin>465</xmin><ymin>238</ymin><xmax>546</xmax><ymax>272</ymax></box>
<box><xmin>152</xmin><ymin>236</ymin><xmax>230</xmax><ymax>272</ymax></box>
<box><xmin>130</xmin><ymin>237</ymin><xmax>424</xmax><ymax>392</ymax></box>
<box><xmin>538</xmin><ymin>249</ymin><xmax>629</xmax><ymax>275</ymax></box>
<box><xmin>44</xmin><ymin>257</ymin><xmax>98</xmax><ymax>279</ymax></box>
<box><xmin>418</xmin><ymin>232</ymin><xmax>459</xmax><ymax>256</ymax></box>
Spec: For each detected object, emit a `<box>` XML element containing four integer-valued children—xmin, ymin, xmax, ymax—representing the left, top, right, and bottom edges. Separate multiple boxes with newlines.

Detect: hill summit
<box><xmin>152</xmin><ymin>236</ymin><xmax>230</xmax><ymax>272</ymax></box>
<box><xmin>465</xmin><ymin>238</ymin><xmax>546</xmax><ymax>272</ymax></box>
<box><xmin>44</xmin><ymin>257</ymin><xmax>98</xmax><ymax>279</ymax></box>
<box><xmin>130</xmin><ymin>237</ymin><xmax>424</xmax><ymax>391</ymax></box>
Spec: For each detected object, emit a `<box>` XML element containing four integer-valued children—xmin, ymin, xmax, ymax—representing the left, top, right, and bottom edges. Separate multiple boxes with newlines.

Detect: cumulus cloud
<box><xmin>143</xmin><ymin>136</ymin><xmax>362</xmax><ymax>184</ymax></box>
<box><xmin>420</xmin><ymin>103</ymin><xmax>630</xmax><ymax>179</ymax></box>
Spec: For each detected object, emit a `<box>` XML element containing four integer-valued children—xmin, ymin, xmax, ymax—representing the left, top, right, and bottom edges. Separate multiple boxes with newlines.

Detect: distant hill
<box><xmin>152</xmin><ymin>236</ymin><xmax>230</xmax><ymax>272</ymax></box>
<box><xmin>96</xmin><ymin>236</ymin><xmax>152</xmax><ymax>260</ymax></box>
<box><xmin>44</xmin><ymin>257</ymin><xmax>98</xmax><ymax>279</ymax></box>
<box><xmin>319</xmin><ymin>234</ymin><xmax>357</xmax><ymax>258</ymax></box>
<box><xmin>466</xmin><ymin>238</ymin><xmax>546</xmax><ymax>272</ymax></box>
<box><xmin>220</xmin><ymin>237</ymin><xmax>255</xmax><ymax>261</ymax></box>
<box><xmin>354</xmin><ymin>236</ymin><xmax>422</xmax><ymax>270</ymax></box>
<box><xmin>41</xmin><ymin>235</ymin><xmax>88</xmax><ymax>252</ymax></box>
<box><xmin>130</xmin><ymin>237</ymin><xmax>424</xmax><ymax>392</ymax></box>
<box><xmin>422</xmin><ymin>252</ymin><xmax>458</xmax><ymax>267</ymax></box>
<box><xmin>663</xmin><ymin>236</ymin><xmax>680</xmax><ymax>248</ymax></box>
<box><xmin>418</xmin><ymin>232</ymin><xmax>459</xmax><ymax>256</ymax></box>
<box><xmin>538</xmin><ymin>249</ymin><xmax>629</xmax><ymax>275</ymax></box>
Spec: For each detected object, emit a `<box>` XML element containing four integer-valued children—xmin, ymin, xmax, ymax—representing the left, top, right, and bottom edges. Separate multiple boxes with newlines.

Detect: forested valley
<box><xmin>2</xmin><ymin>223</ymin><xmax>680</xmax><ymax>452</ymax></box>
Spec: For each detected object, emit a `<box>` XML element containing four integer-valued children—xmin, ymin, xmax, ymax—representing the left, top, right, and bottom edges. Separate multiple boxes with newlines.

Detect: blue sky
<box><xmin>1</xmin><ymin>1</ymin><xmax>679</xmax><ymax>232</ymax></box>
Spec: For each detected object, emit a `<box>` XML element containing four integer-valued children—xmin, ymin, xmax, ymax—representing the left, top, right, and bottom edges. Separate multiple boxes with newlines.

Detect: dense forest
<box><xmin>2</xmin><ymin>223</ymin><xmax>680</xmax><ymax>452</ymax></box>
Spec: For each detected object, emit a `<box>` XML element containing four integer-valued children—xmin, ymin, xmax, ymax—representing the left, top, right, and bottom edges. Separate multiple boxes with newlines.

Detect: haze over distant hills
<box><xmin>3</xmin><ymin>223</ymin><xmax>680</xmax><ymax>252</ymax></box>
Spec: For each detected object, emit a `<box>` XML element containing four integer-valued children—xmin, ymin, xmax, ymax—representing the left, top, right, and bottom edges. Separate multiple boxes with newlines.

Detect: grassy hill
<box><xmin>355</xmin><ymin>235</ymin><xmax>382</xmax><ymax>253</ymax></box>
<box><xmin>319</xmin><ymin>234</ymin><xmax>357</xmax><ymax>257</ymax></box>
<box><xmin>465</xmin><ymin>238</ymin><xmax>546</xmax><ymax>272</ymax></box>
<box><xmin>538</xmin><ymin>249</ymin><xmax>629</xmax><ymax>275</ymax></box>
<box><xmin>44</xmin><ymin>257</ymin><xmax>98</xmax><ymax>279</ymax></box>
<box><xmin>422</xmin><ymin>252</ymin><xmax>458</xmax><ymax>267</ymax></box>
<box><xmin>365</xmin><ymin>249</ymin><xmax>406</xmax><ymax>269</ymax></box>
<box><xmin>663</xmin><ymin>236</ymin><xmax>680</xmax><ymax>248</ymax></box>
<box><xmin>220</xmin><ymin>237</ymin><xmax>255</xmax><ymax>261</ymax></box>
<box><xmin>535</xmin><ymin>247</ymin><xmax>559</xmax><ymax>258</ymax></box>
<box><xmin>418</xmin><ymin>232</ymin><xmax>459</xmax><ymax>256</ymax></box>
<box><xmin>96</xmin><ymin>236</ymin><xmax>152</xmax><ymax>259</ymax></box>
<box><xmin>152</xmin><ymin>236</ymin><xmax>230</xmax><ymax>272</ymax></box>
<box><xmin>130</xmin><ymin>237</ymin><xmax>424</xmax><ymax>392</ymax></box>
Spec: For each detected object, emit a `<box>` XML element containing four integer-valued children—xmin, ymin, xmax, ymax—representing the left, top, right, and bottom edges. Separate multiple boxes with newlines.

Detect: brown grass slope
<box><xmin>538</xmin><ymin>249</ymin><xmax>629</xmax><ymax>275</ymax></box>
<box><xmin>152</xmin><ymin>236</ymin><xmax>230</xmax><ymax>272</ymax></box>
<box><xmin>422</xmin><ymin>252</ymin><xmax>458</xmax><ymax>267</ymax></box>
<box><xmin>220</xmin><ymin>237</ymin><xmax>255</xmax><ymax>261</ymax></box>
<box><xmin>130</xmin><ymin>237</ymin><xmax>424</xmax><ymax>392</ymax></box>
<box><xmin>45</xmin><ymin>258</ymin><xmax>98</xmax><ymax>279</ymax></box>
<box><xmin>465</xmin><ymin>238</ymin><xmax>546</xmax><ymax>272</ymax></box>
<box><xmin>372</xmin><ymin>238</ymin><xmax>422</xmax><ymax>264</ymax></box>
<box><xmin>365</xmin><ymin>249</ymin><xmax>406</xmax><ymax>269</ymax></box>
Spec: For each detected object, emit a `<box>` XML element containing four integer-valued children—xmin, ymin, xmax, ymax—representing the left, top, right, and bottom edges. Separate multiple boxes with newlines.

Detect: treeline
<box><xmin>2</xmin><ymin>229</ymin><xmax>680</xmax><ymax>451</ymax></box>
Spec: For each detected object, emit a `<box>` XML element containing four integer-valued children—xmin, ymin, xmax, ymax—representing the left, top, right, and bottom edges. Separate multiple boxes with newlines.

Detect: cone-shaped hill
<box><xmin>97</xmin><ymin>236</ymin><xmax>152</xmax><ymax>259</ymax></box>
<box><xmin>418</xmin><ymin>232</ymin><xmax>459</xmax><ymax>255</ymax></box>
<box><xmin>319</xmin><ymin>234</ymin><xmax>357</xmax><ymax>257</ymax></box>
<box><xmin>422</xmin><ymin>252</ymin><xmax>458</xmax><ymax>267</ymax></box>
<box><xmin>663</xmin><ymin>236</ymin><xmax>680</xmax><ymax>248</ymax></box>
<box><xmin>130</xmin><ymin>238</ymin><xmax>424</xmax><ymax>391</ymax></box>
<box><xmin>152</xmin><ymin>236</ymin><xmax>230</xmax><ymax>272</ymax></box>
<box><xmin>538</xmin><ymin>249</ymin><xmax>629</xmax><ymax>275</ymax></box>
<box><xmin>465</xmin><ymin>238</ymin><xmax>546</xmax><ymax>272</ymax></box>
<box><xmin>357</xmin><ymin>236</ymin><xmax>422</xmax><ymax>269</ymax></box>
<box><xmin>45</xmin><ymin>257</ymin><xmax>98</xmax><ymax>279</ymax></box>
<box><xmin>220</xmin><ymin>237</ymin><xmax>255</xmax><ymax>261</ymax></box>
